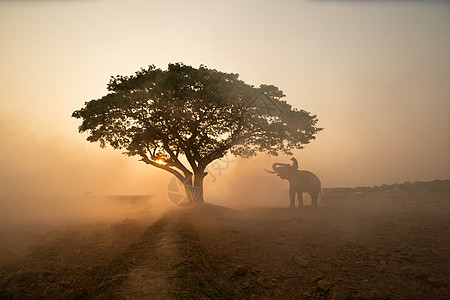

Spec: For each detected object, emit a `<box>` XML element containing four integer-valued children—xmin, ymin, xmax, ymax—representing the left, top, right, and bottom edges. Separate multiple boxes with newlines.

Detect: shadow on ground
<box><xmin>1</xmin><ymin>191</ymin><xmax>449</xmax><ymax>299</ymax></box>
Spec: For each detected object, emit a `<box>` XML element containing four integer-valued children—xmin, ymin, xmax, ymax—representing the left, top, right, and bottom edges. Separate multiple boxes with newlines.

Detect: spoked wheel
<box><xmin>167</xmin><ymin>177</ymin><xmax>195</xmax><ymax>207</ymax></box>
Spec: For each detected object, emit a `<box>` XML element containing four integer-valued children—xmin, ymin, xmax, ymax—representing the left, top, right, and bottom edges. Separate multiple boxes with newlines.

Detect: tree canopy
<box><xmin>72</xmin><ymin>63</ymin><xmax>322</xmax><ymax>203</ymax></box>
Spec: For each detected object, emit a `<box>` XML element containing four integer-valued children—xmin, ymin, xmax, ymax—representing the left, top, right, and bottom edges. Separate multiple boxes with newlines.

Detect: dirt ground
<box><xmin>1</xmin><ymin>190</ymin><xmax>449</xmax><ymax>299</ymax></box>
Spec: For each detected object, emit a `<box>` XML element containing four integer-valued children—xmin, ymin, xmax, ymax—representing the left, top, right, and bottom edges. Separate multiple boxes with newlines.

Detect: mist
<box><xmin>0</xmin><ymin>116</ymin><xmax>173</xmax><ymax>229</ymax></box>
<box><xmin>1</xmin><ymin>0</ymin><xmax>449</xmax><ymax>297</ymax></box>
<box><xmin>205</xmin><ymin>156</ymin><xmax>295</xmax><ymax>209</ymax></box>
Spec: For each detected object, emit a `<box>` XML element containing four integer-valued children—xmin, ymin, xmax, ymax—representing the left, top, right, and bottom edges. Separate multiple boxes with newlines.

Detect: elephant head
<box><xmin>264</xmin><ymin>162</ymin><xmax>296</xmax><ymax>180</ymax></box>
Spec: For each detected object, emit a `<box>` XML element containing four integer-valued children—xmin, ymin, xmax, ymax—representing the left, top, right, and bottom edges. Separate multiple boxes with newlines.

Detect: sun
<box><xmin>155</xmin><ymin>159</ymin><xmax>167</xmax><ymax>165</ymax></box>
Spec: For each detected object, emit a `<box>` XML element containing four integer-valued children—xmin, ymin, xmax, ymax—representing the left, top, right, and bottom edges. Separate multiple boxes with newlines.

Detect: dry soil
<box><xmin>1</xmin><ymin>190</ymin><xmax>449</xmax><ymax>299</ymax></box>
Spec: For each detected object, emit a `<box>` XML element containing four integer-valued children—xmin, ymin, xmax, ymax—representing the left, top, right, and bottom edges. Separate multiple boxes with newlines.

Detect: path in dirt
<box><xmin>1</xmin><ymin>191</ymin><xmax>449</xmax><ymax>299</ymax></box>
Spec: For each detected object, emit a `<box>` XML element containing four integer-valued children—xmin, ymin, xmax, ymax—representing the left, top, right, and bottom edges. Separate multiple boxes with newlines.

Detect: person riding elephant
<box><xmin>265</xmin><ymin>158</ymin><xmax>323</xmax><ymax>208</ymax></box>
<box><xmin>291</xmin><ymin>157</ymin><xmax>298</xmax><ymax>170</ymax></box>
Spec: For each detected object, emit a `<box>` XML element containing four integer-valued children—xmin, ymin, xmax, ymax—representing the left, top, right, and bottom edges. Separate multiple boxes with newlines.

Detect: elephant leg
<box><xmin>297</xmin><ymin>192</ymin><xmax>304</xmax><ymax>207</ymax></box>
<box><xmin>289</xmin><ymin>189</ymin><xmax>296</xmax><ymax>208</ymax></box>
<box><xmin>311</xmin><ymin>193</ymin><xmax>318</xmax><ymax>208</ymax></box>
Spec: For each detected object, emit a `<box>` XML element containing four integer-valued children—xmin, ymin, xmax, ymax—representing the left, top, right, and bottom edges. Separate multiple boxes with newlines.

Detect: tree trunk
<box><xmin>193</xmin><ymin>171</ymin><xmax>205</xmax><ymax>203</ymax></box>
<box><xmin>182</xmin><ymin>172</ymin><xmax>205</xmax><ymax>204</ymax></box>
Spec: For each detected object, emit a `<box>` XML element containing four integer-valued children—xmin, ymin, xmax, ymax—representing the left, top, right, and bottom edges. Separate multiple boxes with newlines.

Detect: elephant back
<box><xmin>295</xmin><ymin>170</ymin><xmax>321</xmax><ymax>190</ymax></box>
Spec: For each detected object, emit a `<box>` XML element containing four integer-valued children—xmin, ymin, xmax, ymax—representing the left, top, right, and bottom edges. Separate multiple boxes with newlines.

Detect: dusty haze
<box><xmin>0</xmin><ymin>1</ymin><xmax>449</xmax><ymax>224</ymax></box>
<box><xmin>1</xmin><ymin>3</ymin><xmax>449</xmax><ymax>297</ymax></box>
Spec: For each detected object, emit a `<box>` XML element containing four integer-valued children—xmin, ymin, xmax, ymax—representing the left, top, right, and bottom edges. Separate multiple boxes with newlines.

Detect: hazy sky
<box><xmin>0</xmin><ymin>0</ymin><xmax>449</xmax><ymax>199</ymax></box>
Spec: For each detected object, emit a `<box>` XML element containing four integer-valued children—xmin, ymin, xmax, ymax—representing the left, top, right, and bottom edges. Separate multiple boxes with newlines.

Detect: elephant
<box><xmin>265</xmin><ymin>160</ymin><xmax>322</xmax><ymax>208</ymax></box>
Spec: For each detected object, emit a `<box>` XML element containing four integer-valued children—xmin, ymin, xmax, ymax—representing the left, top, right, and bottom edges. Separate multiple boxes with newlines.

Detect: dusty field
<box><xmin>1</xmin><ymin>190</ymin><xmax>449</xmax><ymax>299</ymax></box>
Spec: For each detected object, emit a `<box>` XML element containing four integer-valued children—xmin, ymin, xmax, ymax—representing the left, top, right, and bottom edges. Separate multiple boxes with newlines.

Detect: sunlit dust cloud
<box><xmin>0</xmin><ymin>118</ymin><xmax>173</xmax><ymax>226</ymax></box>
<box><xmin>205</xmin><ymin>155</ymin><xmax>296</xmax><ymax>209</ymax></box>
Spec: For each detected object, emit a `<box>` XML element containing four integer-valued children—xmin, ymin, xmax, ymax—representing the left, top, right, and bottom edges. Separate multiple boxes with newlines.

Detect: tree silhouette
<box><xmin>72</xmin><ymin>63</ymin><xmax>322</xmax><ymax>203</ymax></box>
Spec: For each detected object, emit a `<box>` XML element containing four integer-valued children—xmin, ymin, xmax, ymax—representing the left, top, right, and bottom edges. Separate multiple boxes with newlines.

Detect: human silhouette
<box><xmin>290</xmin><ymin>157</ymin><xmax>298</xmax><ymax>170</ymax></box>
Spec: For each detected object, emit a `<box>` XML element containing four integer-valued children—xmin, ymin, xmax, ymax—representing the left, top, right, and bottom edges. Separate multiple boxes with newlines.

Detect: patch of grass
<box><xmin>171</xmin><ymin>223</ymin><xmax>234</xmax><ymax>299</ymax></box>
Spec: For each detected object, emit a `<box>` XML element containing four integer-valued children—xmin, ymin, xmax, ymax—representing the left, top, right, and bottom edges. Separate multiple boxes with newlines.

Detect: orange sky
<box><xmin>0</xmin><ymin>0</ymin><xmax>449</xmax><ymax>200</ymax></box>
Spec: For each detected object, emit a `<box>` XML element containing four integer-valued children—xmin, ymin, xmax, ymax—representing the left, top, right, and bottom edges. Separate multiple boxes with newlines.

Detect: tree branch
<box><xmin>201</xmin><ymin>130</ymin><xmax>257</xmax><ymax>167</ymax></box>
<box><xmin>138</xmin><ymin>151</ymin><xmax>187</xmax><ymax>183</ymax></box>
<box><xmin>161</xmin><ymin>138</ymin><xmax>192</xmax><ymax>176</ymax></box>
<box><xmin>164</xmin><ymin>121</ymin><xmax>199</xmax><ymax>173</ymax></box>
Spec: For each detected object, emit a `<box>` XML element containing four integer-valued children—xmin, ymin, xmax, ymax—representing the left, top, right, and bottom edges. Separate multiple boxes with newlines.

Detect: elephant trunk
<box><xmin>264</xmin><ymin>168</ymin><xmax>277</xmax><ymax>174</ymax></box>
<box><xmin>272</xmin><ymin>162</ymin><xmax>290</xmax><ymax>172</ymax></box>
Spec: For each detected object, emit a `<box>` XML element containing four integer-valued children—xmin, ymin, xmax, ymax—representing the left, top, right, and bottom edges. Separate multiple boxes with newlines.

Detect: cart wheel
<box><xmin>167</xmin><ymin>177</ymin><xmax>195</xmax><ymax>207</ymax></box>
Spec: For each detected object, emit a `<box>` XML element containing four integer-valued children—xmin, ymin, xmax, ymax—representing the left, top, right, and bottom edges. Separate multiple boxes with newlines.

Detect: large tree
<box><xmin>72</xmin><ymin>63</ymin><xmax>322</xmax><ymax>203</ymax></box>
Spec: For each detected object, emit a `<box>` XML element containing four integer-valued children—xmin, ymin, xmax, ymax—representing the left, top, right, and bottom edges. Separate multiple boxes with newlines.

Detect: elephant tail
<box><xmin>319</xmin><ymin>189</ymin><xmax>328</xmax><ymax>206</ymax></box>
